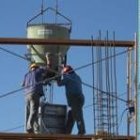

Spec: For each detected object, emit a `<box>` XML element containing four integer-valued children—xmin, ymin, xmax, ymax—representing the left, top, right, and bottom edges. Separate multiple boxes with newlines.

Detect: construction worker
<box><xmin>22</xmin><ymin>63</ymin><xmax>47</xmax><ymax>133</ymax></box>
<box><xmin>57</xmin><ymin>65</ymin><xmax>86</xmax><ymax>135</ymax></box>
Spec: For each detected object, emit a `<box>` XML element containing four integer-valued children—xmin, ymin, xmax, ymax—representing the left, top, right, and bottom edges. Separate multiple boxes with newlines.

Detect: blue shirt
<box><xmin>22</xmin><ymin>68</ymin><xmax>45</xmax><ymax>95</ymax></box>
<box><xmin>58</xmin><ymin>72</ymin><xmax>84</xmax><ymax>106</ymax></box>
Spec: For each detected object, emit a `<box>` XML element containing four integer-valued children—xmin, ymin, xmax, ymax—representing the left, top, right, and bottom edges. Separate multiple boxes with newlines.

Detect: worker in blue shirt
<box><xmin>22</xmin><ymin>63</ymin><xmax>47</xmax><ymax>133</ymax></box>
<box><xmin>57</xmin><ymin>65</ymin><xmax>86</xmax><ymax>135</ymax></box>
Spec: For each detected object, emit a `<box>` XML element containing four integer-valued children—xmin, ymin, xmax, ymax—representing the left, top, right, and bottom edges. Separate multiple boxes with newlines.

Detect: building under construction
<box><xmin>0</xmin><ymin>0</ymin><xmax>138</xmax><ymax>140</ymax></box>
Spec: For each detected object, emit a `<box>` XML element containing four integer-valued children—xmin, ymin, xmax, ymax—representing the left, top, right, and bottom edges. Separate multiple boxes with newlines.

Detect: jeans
<box><xmin>25</xmin><ymin>93</ymin><xmax>40</xmax><ymax>133</ymax></box>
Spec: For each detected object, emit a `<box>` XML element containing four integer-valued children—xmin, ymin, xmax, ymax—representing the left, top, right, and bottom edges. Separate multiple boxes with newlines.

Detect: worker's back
<box><xmin>64</xmin><ymin>72</ymin><xmax>83</xmax><ymax>95</ymax></box>
<box><xmin>23</xmin><ymin>68</ymin><xmax>44</xmax><ymax>95</ymax></box>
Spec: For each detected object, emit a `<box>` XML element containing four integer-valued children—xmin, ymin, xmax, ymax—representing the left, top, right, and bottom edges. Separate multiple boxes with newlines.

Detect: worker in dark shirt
<box><xmin>22</xmin><ymin>63</ymin><xmax>47</xmax><ymax>133</ymax></box>
<box><xmin>57</xmin><ymin>65</ymin><xmax>86</xmax><ymax>135</ymax></box>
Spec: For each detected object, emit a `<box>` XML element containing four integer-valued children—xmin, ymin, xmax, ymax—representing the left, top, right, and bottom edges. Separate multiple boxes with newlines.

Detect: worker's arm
<box><xmin>21</xmin><ymin>73</ymin><xmax>27</xmax><ymax>87</ymax></box>
<box><xmin>57</xmin><ymin>74</ymin><xmax>69</xmax><ymax>86</ymax></box>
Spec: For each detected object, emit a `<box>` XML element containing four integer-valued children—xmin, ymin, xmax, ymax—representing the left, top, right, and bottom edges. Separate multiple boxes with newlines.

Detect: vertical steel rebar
<box><xmin>113</xmin><ymin>32</ymin><xmax>119</xmax><ymax>135</ymax></box>
<box><xmin>91</xmin><ymin>36</ymin><xmax>96</xmax><ymax>134</ymax></box>
<box><xmin>127</xmin><ymin>47</ymin><xmax>131</xmax><ymax>136</ymax></box>
<box><xmin>137</xmin><ymin>1</ymin><xmax>140</xmax><ymax>140</ymax></box>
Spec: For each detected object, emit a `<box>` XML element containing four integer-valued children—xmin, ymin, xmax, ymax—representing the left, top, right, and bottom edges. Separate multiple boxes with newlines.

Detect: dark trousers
<box><xmin>66</xmin><ymin>94</ymin><xmax>86</xmax><ymax>134</ymax></box>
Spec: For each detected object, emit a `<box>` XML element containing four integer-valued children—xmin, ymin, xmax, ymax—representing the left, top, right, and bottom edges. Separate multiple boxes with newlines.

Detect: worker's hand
<box><xmin>55</xmin><ymin>76</ymin><xmax>61</xmax><ymax>83</ymax></box>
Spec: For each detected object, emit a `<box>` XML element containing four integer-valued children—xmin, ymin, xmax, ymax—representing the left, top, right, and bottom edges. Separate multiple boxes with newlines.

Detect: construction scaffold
<box><xmin>0</xmin><ymin>34</ymin><xmax>136</xmax><ymax>140</ymax></box>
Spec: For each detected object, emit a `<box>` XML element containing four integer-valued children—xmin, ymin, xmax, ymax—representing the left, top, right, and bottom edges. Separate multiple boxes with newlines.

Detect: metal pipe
<box><xmin>137</xmin><ymin>1</ymin><xmax>140</xmax><ymax>140</ymax></box>
<box><xmin>0</xmin><ymin>37</ymin><xmax>134</xmax><ymax>47</ymax></box>
<box><xmin>134</xmin><ymin>33</ymin><xmax>137</xmax><ymax>136</ymax></box>
<box><xmin>0</xmin><ymin>133</ymin><xmax>135</xmax><ymax>139</ymax></box>
<box><xmin>127</xmin><ymin>47</ymin><xmax>131</xmax><ymax>136</ymax></box>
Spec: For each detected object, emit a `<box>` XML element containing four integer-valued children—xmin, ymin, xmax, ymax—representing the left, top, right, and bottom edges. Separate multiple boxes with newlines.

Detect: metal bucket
<box><xmin>38</xmin><ymin>103</ymin><xmax>67</xmax><ymax>134</ymax></box>
<box><xmin>27</xmin><ymin>23</ymin><xmax>70</xmax><ymax>70</ymax></box>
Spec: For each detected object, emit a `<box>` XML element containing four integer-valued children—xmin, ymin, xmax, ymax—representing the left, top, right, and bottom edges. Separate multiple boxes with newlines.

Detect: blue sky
<box><xmin>0</xmin><ymin>0</ymin><xmax>137</xmax><ymax>135</ymax></box>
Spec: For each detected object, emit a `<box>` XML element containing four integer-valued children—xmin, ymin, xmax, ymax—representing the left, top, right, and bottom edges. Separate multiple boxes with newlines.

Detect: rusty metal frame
<box><xmin>0</xmin><ymin>37</ymin><xmax>135</xmax><ymax>47</ymax></box>
<box><xmin>0</xmin><ymin>133</ymin><xmax>135</xmax><ymax>140</ymax></box>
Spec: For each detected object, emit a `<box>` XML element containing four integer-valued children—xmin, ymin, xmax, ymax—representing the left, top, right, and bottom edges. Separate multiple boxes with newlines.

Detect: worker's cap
<box><xmin>30</xmin><ymin>63</ymin><xmax>39</xmax><ymax>69</ymax></box>
<box><xmin>62</xmin><ymin>65</ymin><xmax>74</xmax><ymax>74</ymax></box>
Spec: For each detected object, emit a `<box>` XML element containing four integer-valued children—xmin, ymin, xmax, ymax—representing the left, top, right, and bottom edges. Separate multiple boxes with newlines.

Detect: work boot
<box><xmin>27</xmin><ymin>128</ymin><xmax>34</xmax><ymax>134</ymax></box>
<box><xmin>77</xmin><ymin>121</ymin><xmax>86</xmax><ymax>135</ymax></box>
